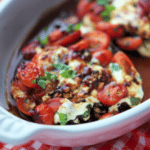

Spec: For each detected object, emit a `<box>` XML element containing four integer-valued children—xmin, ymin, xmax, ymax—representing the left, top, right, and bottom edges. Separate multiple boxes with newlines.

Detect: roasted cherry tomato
<box><xmin>96</xmin><ymin>22</ymin><xmax>125</xmax><ymax>39</ymax></box>
<box><xmin>76</xmin><ymin>0</ymin><xmax>90</xmax><ymax>19</ymax></box>
<box><xmin>100</xmin><ymin>112</ymin><xmax>118</xmax><ymax>119</ymax></box>
<box><xmin>69</xmin><ymin>39</ymin><xmax>89</xmax><ymax>52</ymax></box>
<box><xmin>12</xmin><ymin>78</ymin><xmax>29</xmax><ymax>91</ymax></box>
<box><xmin>22</xmin><ymin>41</ymin><xmax>39</xmax><ymax>60</ymax></box>
<box><xmin>139</xmin><ymin>0</ymin><xmax>150</xmax><ymax>13</ymax></box>
<box><xmin>49</xmin><ymin>29</ymin><xmax>64</xmax><ymax>43</ymax></box>
<box><xmin>112</xmin><ymin>51</ymin><xmax>135</xmax><ymax>76</ymax></box>
<box><xmin>53</xmin><ymin>30</ymin><xmax>81</xmax><ymax>46</ymax></box>
<box><xmin>17</xmin><ymin>62</ymin><xmax>44</xmax><ymax>88</ymax></box>
<box><xmin>17</xmin><ymin>98</ymin><xmax>35</xmax><ymax>116</ymax></box>
<box><xmin>44</xmin><ymin>98</ymin><xmax>63</xmax><ymax>113</ymax></box>
<box><xmin>84</xmin><ymin>31</ymin><xmax>110</xmax><ymax>49</ymax></box>
<box><xmin>34</xmin><ymin>103</ymin><xmax>55</xmax><ymax>125</ymax></box>
<box><xmin>116</xmin><ymin>37</ymin><xmax>143</xmax><ymax>51</ymax></box>
<box><xmin>86</xmin><ymin>12</ymin><xmax>103</xmax><ymax>24</ymax></box>
<box><xmin>92</xmin><ymin>49</ymin><xmax>113</xmax><ymax>66</ymax></box>
<box><xmin>97</xmin><ymin>82</ymin><xmax>127</xmax><ymax>106</ymax></box>
<box><xmin>34</xmin><ymin>98</ymin><xmax>63</xmax><ymax>125</ymax></box>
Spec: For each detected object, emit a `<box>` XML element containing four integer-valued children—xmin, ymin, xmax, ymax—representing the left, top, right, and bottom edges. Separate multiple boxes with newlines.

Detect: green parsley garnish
<box><xmin>57</xmin><ymin>112</ymin><xmax>68</xmax><ymax>125</ymax></box>
<box><xmin>130</xmin><ymin>97</ymin><xmax>141</xmax><ymax>106</ymax></box>
<box><xmin>110</xmin><ymin>63</ymin><xmax>121</xmax><ymax>72</ymax></box>
<box><xmin>74</xmin><ymin>22</ymin><xmax>83</xmax><ymax>31</ymax></box>
<box><xmin>37</xmin><ymin>35</ymin><xmax>49</xmax><ymax>46</ymax></box>
<box><xmin>101</xmin><ymin>5</ymin><xmax>115</xmax><ymax>22</ymax></box>
<box><xmin>32</xmin><ymin>72</ymin><xmax>57</xmax><ymax>89</ymax></box>
<box><xmin>97</xmin><ymin>0</ymin><xmax>111</xmax><ymax>6</ymax></box>
<box><xmin>82</xmin><ymin>104</ymin><xmax>91</xmax><ymax>119</ymax></box>
<box><xmin>66</xmin><ymin>24</ymin><xmax>74</xmax><ymax>33</ymax></box>
<box><xmin>53</xmin><ymin>63</ymin><xmax>76</xmax><ymax>78</ymax></box>
<box><xmin>66</xmin><ymin>22</ymin><xmax>83</xmax><ymax>33</ymax></box>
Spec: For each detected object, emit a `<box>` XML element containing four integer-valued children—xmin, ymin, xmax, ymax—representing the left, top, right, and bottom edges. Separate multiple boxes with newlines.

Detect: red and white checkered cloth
<box><xmin>0</xmin><ymin>121</ymin><xmax>150</xmax><ymax>150</ymax></box>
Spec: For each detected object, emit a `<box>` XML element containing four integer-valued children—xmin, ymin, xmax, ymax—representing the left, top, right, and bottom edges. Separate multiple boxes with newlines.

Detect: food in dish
<box><xmin>10</xmin><ymin>0</ymin><xmax>144</xmax><ymax>125</ymax></box>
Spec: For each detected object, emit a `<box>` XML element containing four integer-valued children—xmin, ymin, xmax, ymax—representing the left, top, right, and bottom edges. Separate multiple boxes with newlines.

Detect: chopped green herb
<box><xmin>82</xmin><ymin>104</ymin><xmax>91</xmax><ymax>119</ymax></box>
<box><xmin>37</xmin><ymin>35</ymin><xmax>49</xmax><ymax>46</ymax></box>
<box><xmin>101</xmin><ymin>5</ymin><xmax>115</xmax><ymax>22</ymax></box>
<box><xmin>97</xmin><ymin>0</ymin><xmax>111</xmax><ymax>6</ymax></box>
<box><xmin>110</xmin><ymin>63</ymin><xmax>121</xmax><ymax>72</ymax></box>
<box><xmin>74</xmin><ymin>22</ymin><xmax>83</xmax><ymax>31</ymax></box>
<box><xmin>60</xmin><ymin>70</ymin><xmax>77</xmax><ymax>78</ymax></box>
<box><xmin>130</xmin><ymin>97</ymin><xmax>141</xmax><ymax>106</ymax></box>
<box><xmin>66</xmin><ymin>24</ymin><xmax>74</xmax><ymax>33</ymax></box>
<box><xmin>53</xmin><ymin>63</ymin><xmax>70</xmax><ymax>70</ymax></box>
<box><xmin>53</xmin><ymin>63</ymin><xmax>76</xmax><ymax>78</ymax></box>
<box><xmin>57</xmin><ymin>112</ymin><xmax>68</xmax><ymax>125</ymax></box>
<box><xmin>32</xmin><ymin>72</ymin><xmax>57</xmax><ymax>89</ymax></box>
<box><xmin>44</xmin><ymin>26</ymin><xmax>49</xmax><ymax>32</ymax></box>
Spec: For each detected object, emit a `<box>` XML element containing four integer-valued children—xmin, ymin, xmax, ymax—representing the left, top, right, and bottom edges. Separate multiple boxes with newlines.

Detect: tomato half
<box><xmin>97</xmin><ymin>82</ymin><xmax>127</xmax><ymax>106</ymax></box>
<box><xmin>69</xmin><ymin>39</ymin><xmax>89</xmax><ymax>52</ymax></box>
<box><xmin>76</xmin><ymin>0</ymin><xmax>90</xmax><ymax>19</ymax></box>
<box><xmin>139</xmin><ymin>0</ymin><xmax>150</xmax><ymax>13</ymax></box>
<box><xmin>116</xmin><ymin>37</ymin><xmax>143</xmax><ymax>51</ymax></box>
<box><xmin>84</xmin><ymin>31</ymin><xmax>110</xmax><ymax>49</ymax></box>
<box><xmin>34</xmin><ymin>103</ymin><xmax>55</xmax><ymax>125</ymax></box>
<box><xmin>44</xmin><ymin>98</ymin><xmax>63</xmax><ymax>113</ymax></box>
<box><xmin>92</xmin><ymin>49</ymin><xmax>113</xmax><ymax>67</ymax></box>
<box><xmin>17</xmin><ymin>62</ymin><xmax>44</xmax><ymax>88</ymax></box>
<box><xmin>17</xmin><ymin>98</ymin><xmax>35</xmax><ymax>116</ymax></box>
<box><xmin>22</xmin><ymin>41</ymin><xmax>39</xmax><ymax>60</ymax></box>
<box><xmin>49</xmin><ymin>29</ymin><xmax>64</xmax><ymax>43</ymax></box>
<box><xmin>112</xmin><ymin>51</ymin><xmax>135</xmax><ymax>76</ymax></box>
<box><xmin>100</xmin><ymin>112</ymin><xmax>118</xmax><ymax>119</ymax></box>
<box><xmin>53</xmin><ymin>30</ymin><xmax>81</xmax><ymax>46</ymax></box>
<box><xmin>96</xmin><ymin>22</ymin><xmax>125</xmax><ymax>39</ymax></box>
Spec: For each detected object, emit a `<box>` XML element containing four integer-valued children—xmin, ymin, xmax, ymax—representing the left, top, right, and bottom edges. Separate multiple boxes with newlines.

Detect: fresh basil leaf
<box><xmin>36</xmin><ymin>80</ymin><xmax>47</xmax><ymax>89</ymax></box>
<box><xmin>57</xmin><ymin>112</ymin><xmax>68</xmax><ymax>125</ymax></box>
<box><xmin>45</xmin><ymin>72</ymin><xmax>57</xmax><ymax>80</ymax></box>
<box><xmin>60</xmin><ymin>70</ymin><xmax>77</xmax><ymax>78</ymax></box>
<box><xmin>130</xmin><ymin>97</ymin><xmax>141</xmax><ymax>106</ymax></box>
<box><xmin>53</xmin><ymin>63</ymin><xmax>71</xmax><ymax>70</ymax></box>
<box><xmin>110</xmin><ymin>63</ymin><xmax>121</xmax><ymax>72</ymax></box>
<box><xmin>101</xmin><ymin>5</ymin><xmax>115</xmax><ymax>22</ymax></box>
<box><xmin>74</xmin><ymin>22</ymin><xmax>83</xmax><ymax>31</ymax></box>
<box><xmin>82</xmin><ymin>104</ymin><xmax>91</xmax><ymax>119</ymax></box>
<box><xmin>44</xmin><ymin>26</ymin><xmax>49</xmax><ymax>32</ymax></box>
<box><xmin>66</xmin><ymin>24</ymin><xmax>74</xmax><ymax>33</ymax></box>
<box><xmin>97</xmin><ymin>0</ymin><xmax>111</xmax><ymax>6</ymax></box>
<box><xmin>37</xmin><ymin>35</ymin><xmax>49</xmax><ymax>46</ymax></box>
<box><xmin>32</xmin><ymin>72</ymin><xmax>57</xmax><ymax>89</ymax></box>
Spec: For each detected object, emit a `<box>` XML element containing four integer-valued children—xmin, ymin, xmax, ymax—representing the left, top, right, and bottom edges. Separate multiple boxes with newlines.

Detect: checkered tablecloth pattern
<box><xmin>0</xmin><ymin>121</ymin><xmax>150</xmax><ymax>150</ymax></box>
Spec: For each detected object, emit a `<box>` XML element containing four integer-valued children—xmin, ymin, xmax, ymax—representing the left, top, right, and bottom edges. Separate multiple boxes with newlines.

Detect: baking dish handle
<box><xmin>0</xmin><ymin>106</ymin><xmax>39</xmax><ymax>145</ymax></box>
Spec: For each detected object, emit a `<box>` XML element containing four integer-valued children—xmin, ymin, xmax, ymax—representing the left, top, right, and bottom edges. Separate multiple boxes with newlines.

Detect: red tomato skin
<box><xmin>53</xmin><ymin>30</ymin><xmax>81</xmax><ymax>47</ymax></box>
<box><xmin>17</xmin><ymin>62</ymin><xmax>44</xmax><ymax>88</ymax></box>
<box><xmin>84</xmin><ymin>31</ymin><xmax>110</xmax><ymax>49</ymax></box>
<box><xmin>96</xmin><ymin>22</ymin><xmax>125</xmax><ymax>39</ymax></box>
<box><xmin>34</xmin><ymin>103</ymin><xmax>55</xmax><ymax>125</ymax></box>
<box><xmin>49</xmin><ymin>29</ymin><xmax>64</xmax><ymax>43</ymax></box>
<box><xmin>22</xmin><ymin>41</ymin><xmax>39</xmax><ymax>60</ymax></box>
<box><xmin>97</xmin><ymin>82</ymin><xmax>127</xmax><ymax>106</ymax></box>
<box><xmin>138</xmin><ymin>0</ymin><xmax>150</xmax><ymax>13</ymax></box>
<box><xmin>17</xmin><ymin>98</ymin><xmax>34</xmax><ymax>116</ymax></box>
<box><xmin>100</xmin><ymin>112</ymin><xmax>119</xmax><ymax>119</ymax></box>
<box><xmin>44</xmin><ymin>98</ymin><xmax>63</xmax><ymax>113</ymax></box>
<box><xmin>76</xmin><ymin>0</ymin><xmax>90</xmax><ymax>19</ymax></box>
<box><xmin>68</xmin><ymin>39</ymin><xmax>89</xmax><ymax>52</ymax></box>
<box><xmin>112</xmin><ymin>51</ymin><xmax>135</xmax><ymax>76</ymax></box>
<box><xmin>92</xmin><ymin>49</ymin><xmax>113</xmax><ymax>67</ymax></box>
<box><xmin>116</xmin><ymin>37</ymin><xmax>143</xmax><ymax>51</ymax></box>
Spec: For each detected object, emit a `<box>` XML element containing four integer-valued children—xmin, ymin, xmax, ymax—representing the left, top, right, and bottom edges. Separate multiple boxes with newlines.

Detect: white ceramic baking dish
<box><xmin>0</xmin><ymin>0</ymin><xmax>150</xmax><ymax>147</ymax></box>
